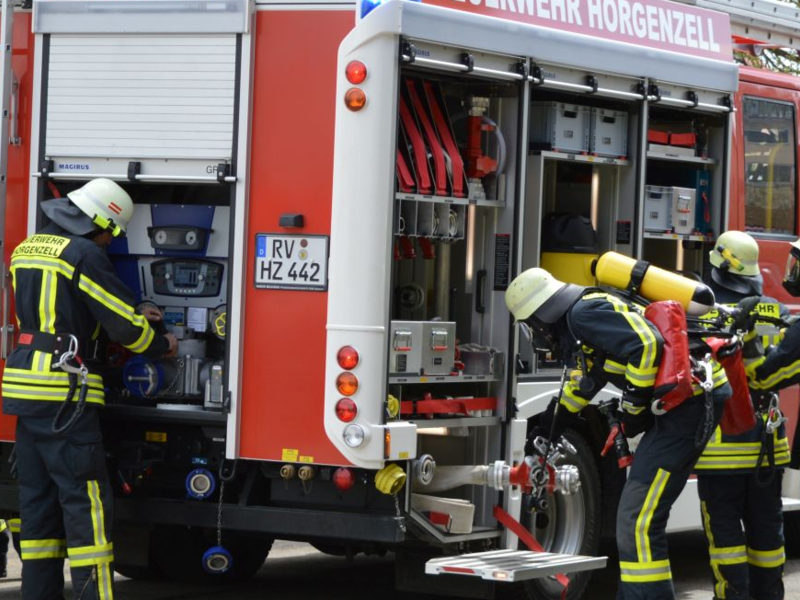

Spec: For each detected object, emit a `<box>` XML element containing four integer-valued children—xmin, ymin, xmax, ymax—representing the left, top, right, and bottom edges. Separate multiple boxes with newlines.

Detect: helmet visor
<box><xmin>783</xmin><ymin>249</ymin><xmax>800</xmax><ymax>296</ymax></box>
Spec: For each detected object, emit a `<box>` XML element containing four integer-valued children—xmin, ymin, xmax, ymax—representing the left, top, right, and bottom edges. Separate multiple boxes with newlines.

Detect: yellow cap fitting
<box><xmin>386</xmin><ymin>394</ymin><xmax>400</xmax><ymax>419</ymax></box>
<box><xmin>375</xmin><ymin>463</ymin><xmax>406</xmax><ymax>495</ymax></box>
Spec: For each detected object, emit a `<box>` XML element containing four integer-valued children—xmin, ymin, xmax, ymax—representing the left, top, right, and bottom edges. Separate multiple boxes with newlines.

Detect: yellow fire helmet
<box><xmin>505</xmin><ymin>267</ymin><xmax>584</xmax><ymax>323</ymax></box>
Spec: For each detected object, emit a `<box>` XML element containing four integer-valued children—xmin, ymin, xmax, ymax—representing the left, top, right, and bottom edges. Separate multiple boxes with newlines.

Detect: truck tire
<box><xmin>151</xmin><ymin>525</ymin><xmax>272</xmax><ymax>585</ymax></box>
<box><xmin>502</xmin><ymin>429</ymin><xmax>602</xmax><ymax>600</ymax></box>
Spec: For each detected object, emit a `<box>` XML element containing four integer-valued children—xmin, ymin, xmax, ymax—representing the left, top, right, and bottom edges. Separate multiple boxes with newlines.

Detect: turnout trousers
<box><xmin>616</xmin><ymin>384</ymin><xmax>730</xmax><ymax>600</ymax></box>
<box><xmin>16</xmin><ymin>410</ymin><xmax>114</xmax><ymax>600</ymax></box>
<box><xmin>698</xmin><ymin>471</ymin><xmax>785</xmax><ymax>600</ymax></box>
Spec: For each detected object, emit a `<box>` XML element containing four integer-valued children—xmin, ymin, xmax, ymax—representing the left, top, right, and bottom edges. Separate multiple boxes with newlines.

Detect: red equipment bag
<box><xmin>705</xmin><ymin>337</ymin><xmax>757</xmax><ymax>435</ymax></box>
<box><xmin>645</xmin><ymin>301</ymin><xmax>694</xmax><ymax>412</ymax></box>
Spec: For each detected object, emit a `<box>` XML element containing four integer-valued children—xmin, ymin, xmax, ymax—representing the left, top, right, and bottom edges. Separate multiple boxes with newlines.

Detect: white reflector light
<box><xmin>343</xmin><ymin>424</ymin><xmax>366</xmax><ymax>448</ymax></box>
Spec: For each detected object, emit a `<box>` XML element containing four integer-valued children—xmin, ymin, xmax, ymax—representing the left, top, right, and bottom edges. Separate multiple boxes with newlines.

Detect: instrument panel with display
<box><xmin>151</xmin><ymin>259</ymin><xmax>224</xmax><ymax>297</ymax></box>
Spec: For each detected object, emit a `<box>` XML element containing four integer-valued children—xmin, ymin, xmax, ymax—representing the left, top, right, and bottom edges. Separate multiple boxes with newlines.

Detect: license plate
<box><xmin>254</xmin><ymin>234</ymin><xmax>328</xmax><ymax>291</ymax></box>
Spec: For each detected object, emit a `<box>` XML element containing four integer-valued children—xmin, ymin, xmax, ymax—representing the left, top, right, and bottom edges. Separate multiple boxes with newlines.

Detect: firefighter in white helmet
<box><xmin>506</xmin><ymin>267</ymin><xmax>731</xmax><ymax>600</ymax></box>
<box><xmin>2</xmin><ymin>178</ymin><xmax>177</xmax><ymax>600</ymax></box>
<box><xmin>695</xmin><ymin>230</ymin><xmax>790</xmax><ymax>600</ymax></box>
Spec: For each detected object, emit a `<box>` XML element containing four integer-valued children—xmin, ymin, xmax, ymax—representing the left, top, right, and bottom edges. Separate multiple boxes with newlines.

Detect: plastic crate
<box><xmin>589</xmin><ymin>108</ymin><xmax>628</xmax><ymax>157</ymax></box>
<box><xmin>529</xmin><ymin>102</ymin><xmax>590</xmax><ymax>153</ymax></box>
<box><xmin>644</xmin><ymin>185</ymin><xmax>672</xmax><ymax>232</ymax></box>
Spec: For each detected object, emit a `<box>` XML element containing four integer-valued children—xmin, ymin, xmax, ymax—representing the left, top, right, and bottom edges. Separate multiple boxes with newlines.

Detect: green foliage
<box><xmin>734</xmin><ymin>0</ymin><xmax>800</xmax><ymax>75</ymax></box>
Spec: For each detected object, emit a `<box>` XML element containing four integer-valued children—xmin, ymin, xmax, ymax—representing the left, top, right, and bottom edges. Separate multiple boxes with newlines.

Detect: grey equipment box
<box><xmin>390</xmin><ymin>321</ymin><xmax>456</xmax><ymax>376</ymax></box>
<box><xmin>644</xmin><ymin>186</ymin><xmax>697</xmax><ymax>235</ymax></box>
<box><xmin>589</xmin><ymin>108</ymin><xmax>628</xmax><ymax>157</ymax></box>
<box><xmin>529</xmin><ymin>102</ymin><xmax>590</xmax><ymax>154</ymax></box>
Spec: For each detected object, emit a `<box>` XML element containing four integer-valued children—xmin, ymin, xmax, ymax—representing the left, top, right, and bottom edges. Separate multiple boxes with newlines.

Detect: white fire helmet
<box><xmin>67</xmin><ymin>178</ymin><xmax>134</xmax><ymax>237</ymax></box>
<box><xmin>505</xmin><ymin>267</ymin><xmax>583</xmax><ymax>323</ymax></box>
<box><xmin>709</xmin><ymin>230</ymin><xmax>760</xmax><ymax>277</ymax></box>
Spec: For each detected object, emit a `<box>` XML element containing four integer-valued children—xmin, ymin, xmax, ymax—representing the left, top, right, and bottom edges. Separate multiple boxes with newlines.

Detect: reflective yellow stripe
<box><xmin>694</xmin><ymin>452</ymin><xmax>792</xmax><ymax>470</ymax></box>
<box><xmin>710</xmin><ymin>545</ymin><xmax>747</xmax><ymax>566</ymax></box>
<box><xmin>747</xmin><ymin>546</ymin><xmax>785</xmax><ymax>568</ymax></box>
<box><xmin>87</xmin><ymin>481</ymin><xmax>108</xmax><ymax>548</ymax></box>
<box><xmin>67</xmin><ymin>542</ymin><xmax>114</xmax><ymax>567</ymax></box>
<box><xmin>701</xmin><ymin>501</ymin><xmax>728</xmax><ymax>599</ymax></box>
<box><xmin>560</xmin><ymin>382</ymin><xmax>589</xmax><ymax>413</ymax></box>
<box><xmin>619</xmin><ymin>559</ymin><xmax>672</xmax><ymax>582</ymax></box>
<box><xmin>3</xmin><ymin>368</ymin><xmax>104</xmax><ymax>389</ymax></box>
<box><xmin>8</xmin><ymin>518</ymin><xmax>21</xmax><ymax>533</ymax></box>
<box><xmin>751</xmin><ymin>358</ymin><xmax>800</xmax><ymax>390</ymax></box>
<box><xmin>635</xmin><ymin>468</ymin><xmax>670</xmax><ymax>563</ymax></box>
<box><xmin>78</xmin><ymin>274</ymin><xmax>138</xmax><ymax>321</ymax></box>
<box><xmin>1</xmin><ymin>383</ymin><xmax>105</xmax><ymax>404</ymax></box>
<box><xmin>10</xmin><ymin>256</ymin><xmax>75</xmax><ymax>279</ymax></box>
<box><xmin>21</xmin><ymin>538</ymin><xmax>67</xmax><ymax>560</ymax></box>
<box><xmin>123</xmin><ymin>323</ymin><xmax>155</xmax><ymax>354</ymax></box>
<box><xmin>607</xmin><ymin>297</ymin><xmax>659</xmax><ymax>384</ymax></box>
<box><xmin>603</xmin><ymin>359</ymin><xmax>626</xmax><ymax>375</ymax></box>
<box><xmin>99</xmin><ymin>561</ymin><xmax>114</xmax><ymax>599</ymax></box>
<box><xmin>0</xmin><ymin>520</ymin><xmax>7</xmax><ymax>533</ymax></box>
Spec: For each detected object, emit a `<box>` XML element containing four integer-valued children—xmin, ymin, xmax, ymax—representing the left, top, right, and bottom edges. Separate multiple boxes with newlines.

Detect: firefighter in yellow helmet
<box><xmin>506</xmin><ymin>267</ymin><xmax>731</xmax><ymax>600</ymax></box>
<box><xmin>695</xmin><ymin>230</ymin><xmax>790</xmax><ymax>600</ymax></box>
<box><xmin>2</xmin><ymin>178</ymin><xmax>177</xmax><ymax>600</ymax></box>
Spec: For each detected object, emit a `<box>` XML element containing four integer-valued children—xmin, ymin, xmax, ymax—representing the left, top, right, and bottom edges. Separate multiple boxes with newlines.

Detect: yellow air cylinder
<box><xmin>593</xmin><ymin>251</ymin><xmax>715</xmax><ymax>316</ymax></box>
<box><xmin>540</xmin><ymin>252</ymin><xmax>598</xmax><ymax>287</ymax></box>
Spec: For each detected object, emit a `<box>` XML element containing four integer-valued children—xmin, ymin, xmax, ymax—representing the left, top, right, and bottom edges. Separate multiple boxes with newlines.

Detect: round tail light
<box><xmin>335</xmin><ymin>398</ymin><xmax>358</xmax><ymax>422</ymax></box>
<box><xmin>333</xmin><ymin>467</ymin><xmax>356</xmax><ymax>491</ymax></box>
<box><xmin>337</xmin><ymin>346</ymin><xmax>360</xmax><ymax>370</ymax></box>
<box><xmin>344</xmin><ymin>88</ymin><xmax>367</xmax><ymax>112</ymax></box>
<box><xmin>336</xmin><ymin>372</ymin><xmax>359</xmax><ymax>396</ymax></box>
<box><xmin>345</xmin><ymin>61</ymin><xmax>367</xmax><ymax>84</ymax></box>
<box><xmin>343</xmin><ymin>424</ymin><xmax>366</xmax><ymax>448</ymax></box>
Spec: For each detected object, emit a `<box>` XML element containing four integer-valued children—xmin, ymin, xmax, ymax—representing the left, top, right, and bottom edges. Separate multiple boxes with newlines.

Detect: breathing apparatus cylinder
<box><xmin>593</xmin><ymin>252</ymin><xmax>715</xmax><ymax>316</ymax></box>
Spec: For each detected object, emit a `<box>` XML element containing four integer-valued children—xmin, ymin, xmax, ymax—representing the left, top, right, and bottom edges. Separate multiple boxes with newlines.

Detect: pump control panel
<box><xmin>151</xmin><ymin>259</ymin><xmax>224</xmax><ymax>297</ymax></box>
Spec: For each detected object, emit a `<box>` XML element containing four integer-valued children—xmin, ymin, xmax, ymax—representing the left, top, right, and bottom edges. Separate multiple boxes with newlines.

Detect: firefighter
<box><xmin>505</xmin><ymin>267</ymin><xmax>731</xmax><ymax>600</ymax></box>
<box><xmin>1</xmin><ymin>178</ymin><xmax>177</xmax><ymax>600</ymax></box>
<box><xmin>693</xmin><ymin>231</ymin><xmax>789</xmax><ymax>600</ymax></box>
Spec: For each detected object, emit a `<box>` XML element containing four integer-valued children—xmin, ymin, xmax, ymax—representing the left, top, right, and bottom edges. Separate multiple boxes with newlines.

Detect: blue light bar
<box><xmin>360</xmin><ymin>0</ymin><xmax>420</xmax><ymax>20</ymax></box>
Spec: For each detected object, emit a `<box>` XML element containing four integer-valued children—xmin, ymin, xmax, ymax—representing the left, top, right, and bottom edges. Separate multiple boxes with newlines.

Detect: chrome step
<box><xmin>426</xmin><ymin>549</ymin><xmax>607</xmax><ymax>583</ymax></box>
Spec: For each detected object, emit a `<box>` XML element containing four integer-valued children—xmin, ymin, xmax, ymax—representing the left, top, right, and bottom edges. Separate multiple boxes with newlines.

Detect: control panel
<box><xmin>151</xmin><ymin>259</ymin><xmax>224</xmax><ymax>297</ymax></box>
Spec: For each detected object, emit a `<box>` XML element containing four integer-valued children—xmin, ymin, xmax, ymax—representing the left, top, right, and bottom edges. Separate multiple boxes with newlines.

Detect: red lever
<box><xmin>601</xmin><ymin>425</ymin><xmax>619</xmax><ymax>458</ymax></box>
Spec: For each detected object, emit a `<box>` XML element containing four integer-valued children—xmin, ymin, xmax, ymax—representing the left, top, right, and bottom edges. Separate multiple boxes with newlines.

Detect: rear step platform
<box><xmin>426</xmin><ymin>549</ymin><xmax>607</xmax><ymax>582</ymax></box>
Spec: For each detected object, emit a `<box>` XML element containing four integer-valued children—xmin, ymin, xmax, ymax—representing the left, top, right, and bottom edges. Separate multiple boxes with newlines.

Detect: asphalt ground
<box><xmin>0</xmin><ymin>534</ymin><xmax>797</xmax><ymax>599</ymax></box>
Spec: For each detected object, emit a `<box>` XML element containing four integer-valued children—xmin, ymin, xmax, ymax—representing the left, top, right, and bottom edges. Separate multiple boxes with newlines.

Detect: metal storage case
<box><xmin>529</xmin><ymin>102</ymin><xmax>590</xmax><ymax>153</ymax></box>
<box><xmin>644</xmin><ymin>186</ymin><xmax>697</xmax><ymax>235</ymax></box>
<box><xmin>589</xmin><ymin>108</ymin><xmax>628</xmax><ymax>157</ymax></box>
<box><xmin>390</xmin><ymin>321</ymin><xmax>456</xmax><ymax>376</ymax></box>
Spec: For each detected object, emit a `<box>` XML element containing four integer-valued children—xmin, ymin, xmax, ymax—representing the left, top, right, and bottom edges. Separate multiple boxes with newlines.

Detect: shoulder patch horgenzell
<box><xmin>12</xmin><ymin>235</ymin><xmax>71</xmax><ymax>258</ymax></box>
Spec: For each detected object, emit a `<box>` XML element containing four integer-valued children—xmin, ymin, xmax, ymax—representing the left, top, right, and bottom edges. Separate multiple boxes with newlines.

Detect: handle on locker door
<box><xmin>1</xmin><ymin>268</ymin><xmax>13</xmax><ymax>360</ymax></box>
<box><xmin>476</xmin><ymin>269</ymin><xmax>487</xmax><ymax>314</ymax></box>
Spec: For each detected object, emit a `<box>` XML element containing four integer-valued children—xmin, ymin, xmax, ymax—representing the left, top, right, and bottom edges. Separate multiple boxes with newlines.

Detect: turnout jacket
<box><xmin>556</xmin><ymin>291</ymin><xmax>728</xmax><ymax>416</ymax></box>
<box><xmin>695</xmin><ymin>287</ymin><xmax>790</xmax><ymax>473</ymax></box>
<box><xmin>2</xmin><ymin>224</ymin><xmax>168</xmax><ymax>416</ymax></box>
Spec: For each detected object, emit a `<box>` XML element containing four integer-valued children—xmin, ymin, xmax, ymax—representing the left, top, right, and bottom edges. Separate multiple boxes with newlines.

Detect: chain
<box><xmin>394</xmin><ymin>494</ymin><xmax>406</xmax><ymax>533</ymax></box>
<box><xmin>216</xmin><ymin>479</ymin><xmax>225</xmax><ymax>547</ymax></box>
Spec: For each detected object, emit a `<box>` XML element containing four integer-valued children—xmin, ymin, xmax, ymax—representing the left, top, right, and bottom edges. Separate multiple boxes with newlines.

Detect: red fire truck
<box><xmin>0</xmin><ymin>1</ymin><xmax>797</xmax><ymax>599</ymax></box>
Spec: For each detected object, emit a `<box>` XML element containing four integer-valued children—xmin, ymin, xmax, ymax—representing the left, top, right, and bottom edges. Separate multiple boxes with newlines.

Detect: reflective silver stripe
<box><xmin>637</xmin><ymin>469</ymin><xmax>670</xmax><ymax>561</ymax></box>
<box><xmin>124</xmin><ymin>324</ymin><xmax>154</xmax><ymax>353</ymax></box>
<box><xmin>67</xmin><ymin>548</ymin><xmax>113</xmax><ymax>561</ymax></box>
<box><xmin>560</xmin><ymin>393</ymin><xmax>586</xmax><ymax>412</ymax></box>
<box><xmin>619</xmin><ymin>564</ymin><xmax>672</xmax><ymax>577</ymax></box>
<box><xmin>79</xmin><ymin>275</ymin><xmax>136</xmax><ymax>320</ymax></box>
<box><xmin>710</xmin><ymin>549</ymin><xmax>747</xmax><ymax>563</ymax></box>
<box><xmin>10</xmin><ymin>257</ymin><xmax>74</xmax><ymax>278</ymax></box>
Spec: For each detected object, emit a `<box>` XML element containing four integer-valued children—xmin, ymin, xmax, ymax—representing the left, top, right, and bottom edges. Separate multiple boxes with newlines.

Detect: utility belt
<box><xmin>17</xmin><ymin>330</ymin><xmax>98</xmax><ymax>361</ymax></box>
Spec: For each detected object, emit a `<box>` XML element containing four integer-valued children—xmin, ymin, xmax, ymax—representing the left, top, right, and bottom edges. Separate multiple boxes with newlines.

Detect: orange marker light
<box><xmin>345</xmin><ymin>88</ymin><xmax>367</xmax><ymax>112</ymax></box>
<box><xmin>345</xmin><ymin>61</ymin><xmax>368</xmax><ymax>85</ymax></box>
<box><xmin>336</xmin><ymin>372</ymin><xmax>359</xmax><ymax>396</ymax></box>
<box><xmin>335</xmin><ymin>398</ymin><xmax>358</xmax><ymax>422</ymax></box>
<box><xmin>337</xmin><ymin>346</ymin><xmax>360</xmax><ymax>370</ymax></box>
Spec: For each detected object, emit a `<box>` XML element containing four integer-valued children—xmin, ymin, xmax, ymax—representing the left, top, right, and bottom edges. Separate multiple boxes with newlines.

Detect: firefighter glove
<box><xmin>620</xmin><ymin>395</ymin><xmax>653</xmax><ymax>438</ymax></box>
<box><xmin>733</xmin><ymin>295</ymin><xmax>761</xmax><ymax>334</ymax></box>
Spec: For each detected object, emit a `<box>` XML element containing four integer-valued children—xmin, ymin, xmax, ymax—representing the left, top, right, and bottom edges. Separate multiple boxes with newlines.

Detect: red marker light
<box><xmin>333</xmin><ymin>467</ymin><xmax>356</xmax><ymax>491</ymax></box>
<box><xmin>344</xmin><ymin>88</ymin><xmax>367</xmax><ymax>112</ymax></box>
<box><xmin>337</xmin><ymin>346</ymin><xmax>360</xmax><ymax>370</ymax></box>
<box><xmin>335</xmin><ymin>398</ymin><xmax>358</xmax><ymax>422</ymax></box>
<box><xmin>346</xmin><ymin>61</ymin><xmax>368</xmax><ymax>85</ymax></box>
